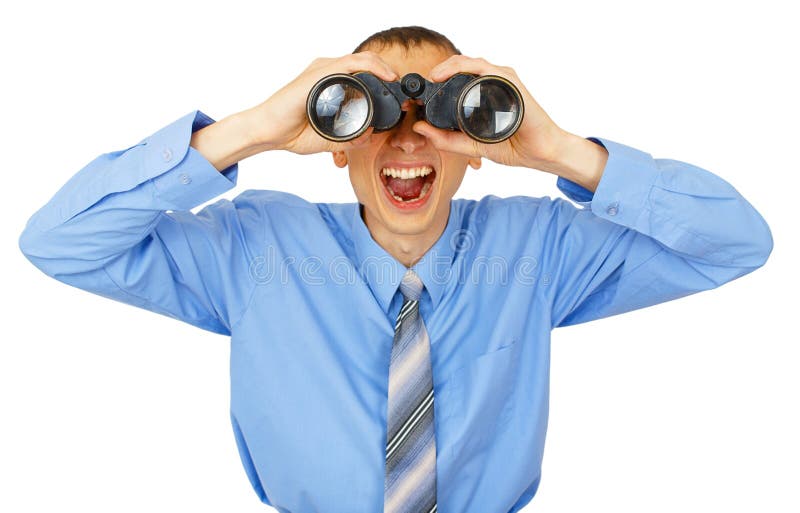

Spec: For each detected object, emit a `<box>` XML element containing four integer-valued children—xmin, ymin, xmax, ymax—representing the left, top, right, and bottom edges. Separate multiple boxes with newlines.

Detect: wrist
<box><xmin>545</xmin><ymin>131</ymin><xmax>608</xmax><ymax>193</ymax></box>
<box><xmin>236</xmin><ymin>104</ymin><xmax>285</xmax><ymax>154</ymax></box>
<box><xmin>190</xmin><ymin>108</ymin><xmax>274</xmax><ymax>171</ymax></box>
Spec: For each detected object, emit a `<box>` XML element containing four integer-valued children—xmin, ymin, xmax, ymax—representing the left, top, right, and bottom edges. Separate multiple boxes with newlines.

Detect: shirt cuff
<box><xmin>147</xmin><ymin>110</ymin><xmax>238</xmax><ymax>210</ymax></box>
<box><xmin>556</xmin><ymin>136</ymin><xmax>659</xmax><ymax>229</ymax></box>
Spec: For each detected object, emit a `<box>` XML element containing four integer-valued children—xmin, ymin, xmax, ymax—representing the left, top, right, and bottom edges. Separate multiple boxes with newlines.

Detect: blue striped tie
<box><xmin>384</xmin><ymin>269</ymin><xmax>437</xmax><ymax>513</ymax></box>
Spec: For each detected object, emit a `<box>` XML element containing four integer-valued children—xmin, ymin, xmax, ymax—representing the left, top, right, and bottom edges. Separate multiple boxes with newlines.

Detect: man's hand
<box><xmin>191</xmin><ymin>51</ymin><xmax>398</xmax><ymax>171</ymax></box>
<box><xmin>411</xmin><ymin>55</ymin><xmax>608</xmax><ymax>192</ymax></box>
<box><xmin>253</xmin><ymin>52</ymin><xmax>398</xmax><ymax>155</ymax></box>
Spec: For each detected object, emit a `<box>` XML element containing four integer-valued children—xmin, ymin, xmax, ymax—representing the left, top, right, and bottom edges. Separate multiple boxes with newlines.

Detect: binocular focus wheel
<box><xmin>307</xmin><ymin>74</ymin><xmax>374</xmax><ymax>142</ymax></box>
<box><xmin>456</xmin><ymin>75</ymin><xmax>524</xmax><ymax>144</ymax></box>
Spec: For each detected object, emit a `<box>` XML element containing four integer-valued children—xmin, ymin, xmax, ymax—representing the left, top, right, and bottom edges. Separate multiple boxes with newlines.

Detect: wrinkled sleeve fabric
<box><xmin>548</xmin><ymin>137</ymin><xmax>773</xmax><ymax>328</ymax></box>
<box><xmin>18</xmin><ymin>111</ymin><xmax>256</xmax><ymax>336</ymax></box>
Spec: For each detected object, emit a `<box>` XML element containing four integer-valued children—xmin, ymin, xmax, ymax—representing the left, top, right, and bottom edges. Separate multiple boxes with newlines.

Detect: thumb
<box><xmin>413</xmin><ymin>121</ymin><xmax>480</xmax><ymax>158</ymax></box>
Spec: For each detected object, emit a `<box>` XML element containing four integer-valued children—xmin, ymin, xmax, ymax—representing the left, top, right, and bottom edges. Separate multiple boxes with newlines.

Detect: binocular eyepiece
<box><xmin>306</xmin><ymin>71</ymin><xmax>524</xmax><ymax>144</ymax></box>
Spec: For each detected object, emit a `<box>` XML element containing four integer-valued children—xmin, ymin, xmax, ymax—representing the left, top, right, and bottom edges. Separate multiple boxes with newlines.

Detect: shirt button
<box><xmin>162</xmin><ymin>148</ymin><xmax>173</xmax><ymax>162</ymax></box>
<box><xmin>606</xmin><ymin>202</ymin><xmax>619</xmax><ymax>216</ymax></box>
<box><xmin>180</xmin><ymin>173</ymin><xmax>192</xmax><ymax>185</ymax></box>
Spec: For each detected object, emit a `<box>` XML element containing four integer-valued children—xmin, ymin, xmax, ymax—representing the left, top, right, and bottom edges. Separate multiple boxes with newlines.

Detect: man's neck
<box><xmin>361</xmin><ymin>205</ymin><xmax>448</xmax><ymax>268</ymax></box>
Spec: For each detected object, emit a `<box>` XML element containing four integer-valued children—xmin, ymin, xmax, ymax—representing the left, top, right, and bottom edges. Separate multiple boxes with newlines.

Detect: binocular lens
<box><xmin>458</xmin><ymin>78</ymin><xmax>523</xmax><ymax>143</ymax></box>
<box><xmin>308</xmin><ymin>76</ymin><xmax>372</xmax><ymax>140</ymax></box>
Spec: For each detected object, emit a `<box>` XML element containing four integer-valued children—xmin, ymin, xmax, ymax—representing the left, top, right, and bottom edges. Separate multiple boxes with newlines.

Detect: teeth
<box><xmin>381</xmin><ymin>166</ymin><xmax>433</xmax><ymax>179</ymax></box>
<box><xmin>420</xmin><ymin>181</ymin><xmax>431</xmax><ymax>196</ymax></box>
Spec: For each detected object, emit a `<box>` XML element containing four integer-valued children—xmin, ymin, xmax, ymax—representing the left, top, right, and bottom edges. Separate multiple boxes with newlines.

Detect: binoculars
<box><xmin>306</xmin><ymin>71</ymin><xmax>524</xmax><ymax>144</ymax></box>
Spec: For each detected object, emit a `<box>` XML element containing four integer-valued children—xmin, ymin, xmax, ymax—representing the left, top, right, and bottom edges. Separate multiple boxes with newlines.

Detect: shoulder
<box><xmin>189</xmin><ymin>189</ymin><xmax>346</xmax><ymax>235</ymax></box>
<box><xmin>456</xmin><ymin>194</ymin><xmax>575</xmax><ymax>225</ymax></box>
<box><xmin>189</xmin><ymin>189</ymin><xmax>319</xmax><ymax>230</ymax></box>
<box><xmin>230</xmin><ymin>189</ymin><xmax>318</xmax><ymax>212</ymax></box>
<box><xmin>227</xmin><ymin>189</ymin><xmax>356</xmax><ymax>238</ymax></box>
<box><xmin>224</xmin><ymin>189</ymin><xmax>351</xmax><ymax>222</ymax></box>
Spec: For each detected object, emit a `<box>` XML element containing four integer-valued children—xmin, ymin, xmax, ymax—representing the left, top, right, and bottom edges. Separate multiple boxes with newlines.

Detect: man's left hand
<box><xmin>411</xmin><ymin>55</ymin><xmax>563</xmax><ymax>169</ymax></box>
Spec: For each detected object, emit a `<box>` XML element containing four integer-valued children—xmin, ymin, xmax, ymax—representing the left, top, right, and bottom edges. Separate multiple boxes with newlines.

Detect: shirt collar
<box><xmin>351</xmin><ymin>202</ymin><xmax>459</xmax><ymax>313</ymax></box>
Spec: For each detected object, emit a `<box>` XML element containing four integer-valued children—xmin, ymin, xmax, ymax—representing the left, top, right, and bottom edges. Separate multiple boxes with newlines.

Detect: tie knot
<box><xmin>399</xmin><ymin>269</ymin><xmax>424</xmax><ymax>301</ymax></box>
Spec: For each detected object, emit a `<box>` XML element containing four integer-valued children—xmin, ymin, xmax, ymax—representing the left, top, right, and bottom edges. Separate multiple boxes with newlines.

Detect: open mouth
<box><xmin>379</xmin><ymin>165</ymin><xmax>437</xmax><ymax>209</ymax></box>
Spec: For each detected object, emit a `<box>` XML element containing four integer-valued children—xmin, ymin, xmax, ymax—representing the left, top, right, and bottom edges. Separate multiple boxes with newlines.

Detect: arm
<box><xmin>546</xmin><ymin>135</ymin><xmax>773</xmax><ymax>327</ymax></box>
<box><xmin>17</xmin><ymin>51</ymin><xmax>401</xmax><ymax>335</ymax></box>
<box><xmin>18</xmin><ymin>111</ymin><xmax>256</xmax><ymax>335</ymax></box>
<box><xmin>413</xmin><ymin>54</ymin><xmax>772</xmax><ymax>325</ymax></box>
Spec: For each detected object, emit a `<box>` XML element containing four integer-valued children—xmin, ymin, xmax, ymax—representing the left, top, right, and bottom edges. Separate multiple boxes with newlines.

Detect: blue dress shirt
<box><xmin>19</xmin><ymin>111</ymin><xmax>773</xmax><ymax>513</ymax></box>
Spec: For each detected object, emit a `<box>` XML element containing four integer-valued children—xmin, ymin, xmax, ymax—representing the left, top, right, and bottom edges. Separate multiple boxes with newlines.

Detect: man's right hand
<box><xmin>255</xmin><ymin>51</ymin><xmax>398</xmax><ymax>155</ymax></box>
<box><xmin>190</xmin><ymin>52</ymin><xmax>398</xmax><ymax>171</ymax></box>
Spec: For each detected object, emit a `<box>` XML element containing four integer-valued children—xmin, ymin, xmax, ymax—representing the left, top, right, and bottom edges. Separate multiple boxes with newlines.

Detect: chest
<box><xmin>227</xmin><ymin>271</ymin><xmax>548</xmax><ymax>511</ymax></box>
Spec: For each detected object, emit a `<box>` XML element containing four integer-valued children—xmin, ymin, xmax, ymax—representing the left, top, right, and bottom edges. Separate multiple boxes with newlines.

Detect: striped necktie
<box><xmin>384</xmin><ymin>269</ymin><xmax>437</xmax><ymax>513</ymax></box>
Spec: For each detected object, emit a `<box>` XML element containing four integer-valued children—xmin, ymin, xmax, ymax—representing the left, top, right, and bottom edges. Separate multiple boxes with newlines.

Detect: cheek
<box><xmin>439</xmin><ymin>157</ymin><xmax>470</xmax><ymax>194</ymax></box>
<box><xmin>444</xmin><ymin>173</ymin><xmax>466</xmax><ymax>197</ymax></box>
<box><xmin>347</xmin><ymin>164</ymin><xmax>377</xmax><ymax>203</ymax></box>
<box><xmin>343</xmin><ymin>144</ymin><xmax>385</xmax><ymax>197</ymax></box>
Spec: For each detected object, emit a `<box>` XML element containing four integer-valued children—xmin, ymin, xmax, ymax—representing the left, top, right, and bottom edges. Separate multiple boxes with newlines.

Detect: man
<box><xmin>18</xmin><ymin>26</ymin><xmax>772</xmax><ymax>513</ymax></box>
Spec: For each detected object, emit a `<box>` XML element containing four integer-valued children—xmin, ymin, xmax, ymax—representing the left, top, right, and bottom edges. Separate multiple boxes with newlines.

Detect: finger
<box><xmin>306</xmin><ymin>57</ymin><xmax>333</xmax><ymax>72</ymax></box>
<box><xmin>412</xmin><ymin>121</ymin><xmax>481</xmax><ymax>158</ymax></box>
<box><xmin>430</xmin><ymin>55</ymin><xmax>502</xmax><ymax>82</ymax></box>
<box><xmin>343</xmin><ymin>51</ymin><xmax>398</xmax><ymax>82</ymax></box>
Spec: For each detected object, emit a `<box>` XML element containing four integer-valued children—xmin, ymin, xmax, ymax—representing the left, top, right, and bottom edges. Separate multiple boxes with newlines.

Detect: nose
<box><xmin>389</xmin><ymin>100</ymin><xmax>427</xmax><ymax>154</ymax></box>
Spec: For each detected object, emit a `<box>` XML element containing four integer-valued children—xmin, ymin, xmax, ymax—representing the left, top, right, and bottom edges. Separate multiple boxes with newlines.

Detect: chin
<box><xmin>370</xmin><ymin>196</ymin><xmax>438</xmax><ymax>234</ymax></box>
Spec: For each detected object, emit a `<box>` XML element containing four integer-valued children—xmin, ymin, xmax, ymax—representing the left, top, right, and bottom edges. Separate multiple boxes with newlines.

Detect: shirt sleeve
<box><xmin>18</xmin><ymin>111</ymin><xmax>258</xmax><ymax>336</ymax></box>
<box><xmin>548</xmin><ymin>136</ymin><xmax>773</xmax><ymax>328</ymax></box>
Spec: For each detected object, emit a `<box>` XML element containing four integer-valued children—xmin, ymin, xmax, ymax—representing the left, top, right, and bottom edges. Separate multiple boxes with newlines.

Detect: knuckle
<box><xmin>306</xmin><ymin>57</ymin><xmax>331</xmax><ymax>73</ymax></box>
<box><xmin>338</xmin><ymin>53</ymin><xmax>367</xmax><ymax>71</ymax></box>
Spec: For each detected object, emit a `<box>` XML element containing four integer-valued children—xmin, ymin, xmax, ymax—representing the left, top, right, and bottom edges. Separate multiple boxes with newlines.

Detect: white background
<box><xmin>2</xmin><ymin>1</ymin><xmax>798</xmax><ymax>512</ymax></box>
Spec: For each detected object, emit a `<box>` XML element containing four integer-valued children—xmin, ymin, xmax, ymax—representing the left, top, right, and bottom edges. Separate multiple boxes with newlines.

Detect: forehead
<box><xmin>369</xmin><ymin>43</ymin><xmax>454</xmax><ymax>80</ymax></box>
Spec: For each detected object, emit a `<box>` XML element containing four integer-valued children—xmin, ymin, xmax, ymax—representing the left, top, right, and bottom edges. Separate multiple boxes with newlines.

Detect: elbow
<box><xmin>752</xmin><ymin>220</ymin><xmax>774</xmax><ymax>268</ymax></box>
<box><xmin>700</xmin><ymin>214</ymin><xmax>773</xmax><ymax>287</ymax></box>
<box><xmin>746</xmin><ymin>212</ymin><xmax>774</xmax><ymax>269</ymax></box>
<box><xmin>19</xmin><ymin>222</ymin><xmax>38</xmax><ymax>262</ymax></box>
<box><xmin>18</xmin><ymin>221</ymin><xmax>74</xmax><ymax>280</ymax></box>
<box><xmin>724</xmin><ymin>216</ymin><xmax>773</xmax><ymax>279</ymax></box>
<box><xmin>19</xmin><ymin>222</ymin><xmax>52</xmax><ymax>277</ymax></box>
<box><xmin>723</xmin><ymin>204</ymin><xmax>774</xmax><ymax>271</ymax></box>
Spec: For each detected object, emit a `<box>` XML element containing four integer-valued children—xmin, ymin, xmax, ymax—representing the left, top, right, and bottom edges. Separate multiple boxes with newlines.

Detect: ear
<box><xmin>332</xmin><ymin>151</ymin><xmax>348</xmax><ymax>168</ymax></box>
<box><xmin>468</xmin><ymin>157</ymin><xmax>482</xmax><ymax>170</ymax></box>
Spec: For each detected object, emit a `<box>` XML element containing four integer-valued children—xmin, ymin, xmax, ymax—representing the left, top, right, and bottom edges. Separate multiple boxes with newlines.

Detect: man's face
<box><xmin>333</xmin><ymin>43</ymin><xmax>480</xmax><ymax>241</ymax></box>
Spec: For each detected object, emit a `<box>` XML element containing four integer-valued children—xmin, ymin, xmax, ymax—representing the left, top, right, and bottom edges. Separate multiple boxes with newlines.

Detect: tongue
<box><xmin>386</xmin><ymin>176</ymin><xmax>424</xmax><ymax>200</ymax></box>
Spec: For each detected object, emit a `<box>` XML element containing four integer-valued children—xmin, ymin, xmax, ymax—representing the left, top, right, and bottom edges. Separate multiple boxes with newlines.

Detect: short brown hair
<box><xmin>353</xmin><ymin>25</ymin><xmax>461</xmax><ymax>55</ymax></box>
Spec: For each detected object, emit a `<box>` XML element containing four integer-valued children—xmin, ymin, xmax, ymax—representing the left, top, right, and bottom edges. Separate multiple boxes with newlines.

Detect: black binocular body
<box><xmin>306</xmin><ymin>72</ymin><xmax>524</xmax><ymax>144</ymax></box>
